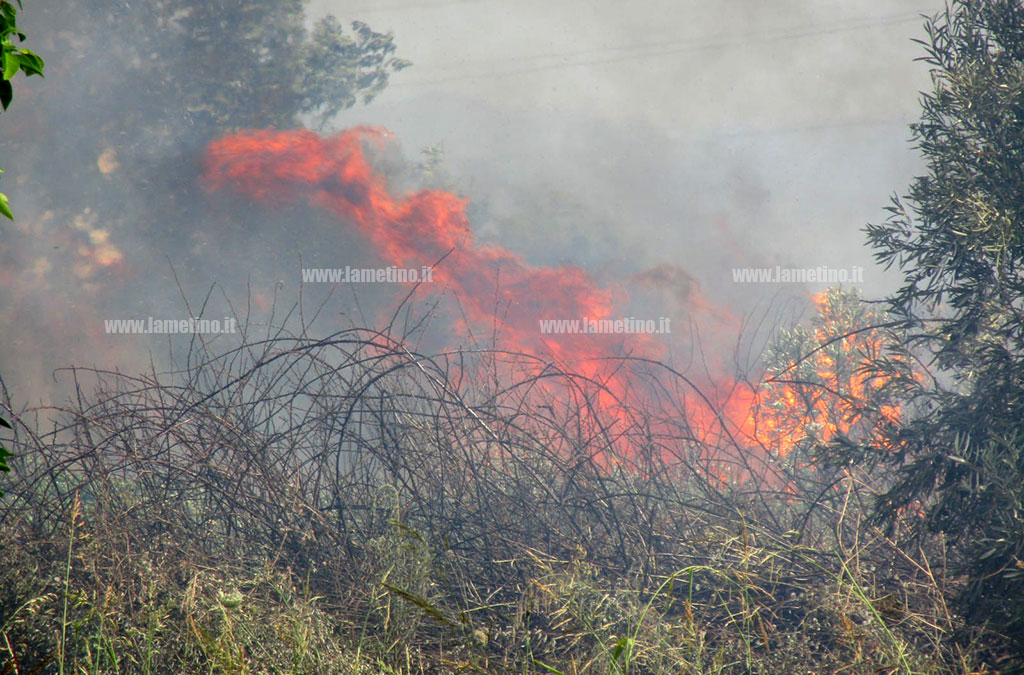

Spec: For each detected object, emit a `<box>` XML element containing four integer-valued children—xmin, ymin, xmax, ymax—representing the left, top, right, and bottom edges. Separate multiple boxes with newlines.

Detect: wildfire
<box><xmin>202</xmin><ymin>128</ymin><xmax>904</xmax><ymax>468</ymax></box>
<box><xmin>748</xmin><ymin>289</ymin><xmax>906</xmax><ymax>457</ymax></box>
<box><xmin>203</xmin><ymin>128</ymin><xmax>666</xmax><ymax>447</ymax></box>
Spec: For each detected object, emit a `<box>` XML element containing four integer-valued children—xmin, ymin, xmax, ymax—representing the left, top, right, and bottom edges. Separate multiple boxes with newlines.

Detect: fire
<box><xmin>202</xmin><ymin>128</ymin><xmax>902</xmax><ymax>468</ymax></box>
<box><xmin>749</xmin><ymin>289</ymin><xmax>906</xmax><ymax>457</ymax></box>
<box><xmin>203</xmin><ymin>128</ymin><xmax>665</xmax><ymax>447</ymax></box>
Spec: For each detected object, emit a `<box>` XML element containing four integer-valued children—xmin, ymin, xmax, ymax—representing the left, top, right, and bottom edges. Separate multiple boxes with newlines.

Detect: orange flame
<box><xmin>748</xmin><ymin>291</ymin><xmax>905</xmax><ymax>457</ymax></box>
<box><xmin>203</xmin><ymin>128</ymin><xmax>670</xmax><ymax>450</ymax></box>
<box><xmin>202</xmin><ymin>129</ymin><xmax>902</xmax><ymax>469</ymax></box>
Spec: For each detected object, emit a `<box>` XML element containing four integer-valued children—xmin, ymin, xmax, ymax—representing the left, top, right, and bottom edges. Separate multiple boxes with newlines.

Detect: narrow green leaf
<box><xmin>0</xmin><ymin>445</ymin><xmax>11</xmax><ymax>482</ymax></box>
<box><xmin>979</xmin><ymin>547</ymin><xmax>1000</xmax><ymax>560</ymax></box>
<box><xmin>0</xmin><ymin>192</ymin><xmax>11</xmax><ymax>220</ymax></box>
<box><xmin>0</xmin><ymin>416</ymin><xmax>11</xmax><ymax>429</ymax></box>
<box><xmin>3</xmin><ymin>52</ymin><xmax>19</xmax><ymax>80</ymax></box>
<box><xmin>611</xmin><ymin>640</ymin><xmax>626</xmax><ymax>663</ymax></box>
<box><xmin>380</xmin><ymin>582</ymin><xmax>455</xmax><ymax>625</ymax></box>
<box><xmin>534</xmin><ymin>661</ymin><xmax>567</xmax><ymax>675</ymax></box>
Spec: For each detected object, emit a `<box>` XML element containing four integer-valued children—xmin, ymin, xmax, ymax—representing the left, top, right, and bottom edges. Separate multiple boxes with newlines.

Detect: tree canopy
<box><xmin>860</xmin><ymin>0</ymin><xmax>1024</xmax><ymax>648</ymax></box>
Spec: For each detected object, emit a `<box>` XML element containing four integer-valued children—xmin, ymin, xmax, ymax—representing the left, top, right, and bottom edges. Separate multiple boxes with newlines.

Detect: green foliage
<box><xmin>861</xmin><ymin>0</ymin><xmax>1024</xmax><ymax>649</ymax></box>
<box><xmin>300</xmin><ymin>17</ymin><xmax>411</xmax><ymax>127</ymax></box>
<box><xmin>0</xmin><ymin>0</ymin><xmax>45</xmax><ymax>220</ymax></box>
<box><xmin>161</xmin><ymin>2</ymin><xmax>408</xmax><ymax>132</ymax></box>
<box><xmin>0</xmin><ymin>1</ymin><xmax>45</xmax><ymax>111</ymax></box>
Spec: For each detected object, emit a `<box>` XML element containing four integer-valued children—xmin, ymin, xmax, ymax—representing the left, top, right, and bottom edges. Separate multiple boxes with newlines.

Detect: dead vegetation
<box><xmin>0</xmin><ymin>308</ymin><xmax>1010</xmax><ymax>673</ymax></box>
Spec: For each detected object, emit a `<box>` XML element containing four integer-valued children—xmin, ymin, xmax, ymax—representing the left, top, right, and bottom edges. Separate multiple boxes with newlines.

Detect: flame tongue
<box><xmin>202</xmin><ymin>127</ymin><xmax>679</xmax><ymax>465</ymax></box>
<box><xmin>203</xmin><ymin>127</ymin><xmax>656</xmax><ymax>370</ymax></box>
<box><xmin>202</xmin><ymin>128</ymin><xmax>900</xmax><ymax>471</ymax></box>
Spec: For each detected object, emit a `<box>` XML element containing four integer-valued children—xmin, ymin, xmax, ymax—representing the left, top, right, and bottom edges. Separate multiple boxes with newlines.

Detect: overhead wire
<box><xmin>387</xmin><ymin>10</ymin><xmax>934</xmax><ymax>88</ymax></box>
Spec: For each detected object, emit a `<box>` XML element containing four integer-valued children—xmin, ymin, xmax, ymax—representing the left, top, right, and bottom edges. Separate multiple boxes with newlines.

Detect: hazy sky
<box><xmin>310</xmin><ymin>0</ymin><xmax>938</xmax><ymax>300</ymax></box>
<box><xmin>317</xmin><ymin>0</ymin><xmax>931</xmax><ymax>130</ymax></box>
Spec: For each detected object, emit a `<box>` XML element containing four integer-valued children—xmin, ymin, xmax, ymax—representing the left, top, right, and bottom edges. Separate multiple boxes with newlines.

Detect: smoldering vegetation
<box><xmin>0</xmin><ymin>297</ymin><xmax>1006</xmax><ymax>673</ymax></box>
<box><xmin>3</xmin><ymin>0</ymin><xmax>1024</xmax><ymax>672</ymax></box>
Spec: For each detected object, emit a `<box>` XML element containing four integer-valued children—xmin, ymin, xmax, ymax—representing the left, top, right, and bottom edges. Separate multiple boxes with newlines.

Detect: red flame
<box><xmin>203</xmin><ymin>128</ymin><xmax>673</xmax><ymax>446</ymax></box>
<box><xmin>202</xmin><ymin>128</ymin><xmax>901</xmax><ymax>470</ymax></box>
<box><xmin>203</xmin><ymin>128</ymin><xmax>636</xmax><ymax>351</ymax></box>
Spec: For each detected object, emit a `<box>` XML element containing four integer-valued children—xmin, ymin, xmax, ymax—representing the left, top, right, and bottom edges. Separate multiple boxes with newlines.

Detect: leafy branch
<box><xmin>0</xmin><ymin>0</ymin><xmax>45</xmax><ymax>220</ymax></box>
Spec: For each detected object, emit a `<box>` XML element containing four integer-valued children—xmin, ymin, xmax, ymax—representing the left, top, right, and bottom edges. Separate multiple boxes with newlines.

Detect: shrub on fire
<box><xmin>754</xmin><ymin>287</ymin><xmax>910</xmax><ymax>463</ymax></box>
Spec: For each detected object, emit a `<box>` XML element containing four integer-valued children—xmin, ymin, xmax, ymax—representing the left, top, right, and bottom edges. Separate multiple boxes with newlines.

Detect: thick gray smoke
<box><xmin>318</xmin><ymin>0</ymin><xmax>932</xmax><ymax>296</ymax></box>
<box><xmin>0</xmin><ymin>0</ymin><xmax>934</xmax><ymax>407</ymax></box>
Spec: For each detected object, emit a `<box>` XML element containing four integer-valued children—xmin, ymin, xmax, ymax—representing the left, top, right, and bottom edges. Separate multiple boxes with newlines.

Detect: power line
<box><xmin>389</xmin><ymin>12</ymin><xmax>932</xmax><ymax>88</ymax></box>
<box><xmin>412</xmin><ymin>10</ymin><xmax>930</xmax><ymax>67</ymax></box>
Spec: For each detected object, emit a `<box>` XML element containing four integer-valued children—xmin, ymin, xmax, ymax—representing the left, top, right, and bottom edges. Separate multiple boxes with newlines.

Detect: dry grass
<box><xmin>0</xmin><ymin>309</ymin><xmax>1011</xmax><ymax>673</ymax></box>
